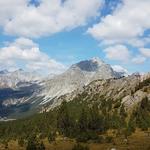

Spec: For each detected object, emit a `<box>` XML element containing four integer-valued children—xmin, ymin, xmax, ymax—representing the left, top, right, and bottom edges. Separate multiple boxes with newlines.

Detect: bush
<box><xmin>37</xmin><ymin>141</ymin><xmax>45</xmax><ymax>150</ymax></box>
<box><xmin>26</xmin><ymin>135</ymin><xmax>37</xmax><ymax>150</ymax></box>
<box><xmin>86</xmin><ymin>131</ymin><xmax>100</xmax><ymax>143</ymax></box>
<box><xmin>76</xmin><ymin>132</ymin><xmax>89</xmax><ymax>142</ymax></box>
<box><xmin>26</xmin><ymin>136</ymin><xmax>45</xmax><ymax>150</ymax></box>
<box><xmin>72</xmin><ymin>143</ymin><xmax>89</xmax><ymax>150</ymax></box>
<box><xmin>48</xmin><ymin>132</ymin><xmax>56</xmax><ymax>143</ymax></box>
<box><xmin>141</xmin><ymin>97</ymin><xmax>149</xmax><ymax>109</ymax></box>
<box><xmin>105</xmin><ymin>136</ymin><xmax>113</xmax><ymax>143</ymax></box>
<box><xmin>18</xmin><ymin>137</ymin><xmax>24</xmax><ymax>147</ymax></box>
<box><xmin>76</xmin><ymin>131</ymin><xmax>100</xmax><ymax>143</ymax></box>
<box><xmin>26</xmin><ymin>140</ymin><xmax>37</xmax><ymax>150</ymax></box>
<box><xmin>4</xmin><ymin>141</ymin><xmax>8</xmax><ymax>149</ymax></box>
<box><xmin>98</xmin><ymin>136</ymin><xmax>104</xmax><ymax>143</ymax></box>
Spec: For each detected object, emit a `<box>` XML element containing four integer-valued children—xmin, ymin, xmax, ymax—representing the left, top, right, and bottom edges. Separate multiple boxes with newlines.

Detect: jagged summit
<box><xmin>0</xmin><ymin>69</ymin><xmax>41</xmax><ymax>88</ymax></box>
<box><xmin>40</xmin><ymin>57</ymin><xmax>122</xmax><ymax>106</ymax></box>
<box><xmin>71</xmin><ymin>57</ymin><xmax>105</xmax><ymax>72</ymax></box>
<box><xmin>70</xmin><ymin>57</ymin><xmax>108</xmax><ymax>72</ymax></box>
<box><xmin>91</xmin><ymin>57</ymin><xmax>105</xmax><ymax>65</ymax></box>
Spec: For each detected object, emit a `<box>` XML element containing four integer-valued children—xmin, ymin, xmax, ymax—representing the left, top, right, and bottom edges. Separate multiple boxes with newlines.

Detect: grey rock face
<box><xmin>51</xmin><ymin>73</ymin><xmax>149</xmax><ymax>112</ymax></box>
<box><xmin>0</xmin><ymin>57</ymin><xmax>131</xmax><ymax>117</ymax></box>
<box><xmin>0</xmin><ymin>69</ymin><xmax>41</xmax><ymax>88</ymax></box>
<box><xmin>40</xmin><ymin>57</ymin><xmax>123</xmax><ymax>106</ymax></box>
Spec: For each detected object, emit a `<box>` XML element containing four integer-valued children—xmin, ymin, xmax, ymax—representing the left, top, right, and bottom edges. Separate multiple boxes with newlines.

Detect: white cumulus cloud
<box><xmin>140</xmin><ymin>48</ymin><xmax>150</xmax><ymax>58</ymax></box>
<box><xmin>87</xmin><ymin>0</ymin><xmax>150</xmax><ymax>65</ymax></box>
<box><xmin>0</xmin><ymin>0</ymin><xmax>103</xmax><ymax>38</ymax></box>
<box><xmin>132</xmin><ymin>55</ymin><xmax>146</xmax><ymax>64</ymax></box>
<box><xmin>0</xmin><ymin>38</ymin><xmax>66</xmax><ymax>74</ymax></box>
<box><xmin>87</xmin><ymin>0</ymin><xmax>150</xmax><ymax>45</ymax></box>
<box><xmin>104</xmin><ymin>45</ymin><xmax>131</xmax><ymax>62</ymax></box>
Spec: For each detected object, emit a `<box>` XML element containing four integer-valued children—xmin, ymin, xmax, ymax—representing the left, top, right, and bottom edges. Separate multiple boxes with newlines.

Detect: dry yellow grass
<box><xmin>0</xmin><ymin>129</ymin><xmax>150</xmax><ymax>150</ymax></box>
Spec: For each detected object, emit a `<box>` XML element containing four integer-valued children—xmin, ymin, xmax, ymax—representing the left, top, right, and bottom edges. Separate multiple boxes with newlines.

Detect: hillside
<box><xmin>44</xmin><ymin>72</ymin><xmax>150</xmax><ymax>112</ymax></box>
<box><xmin>0</xmin><ymin>73</ymin><xmax>149</xmax><ymax>149</ymax></box>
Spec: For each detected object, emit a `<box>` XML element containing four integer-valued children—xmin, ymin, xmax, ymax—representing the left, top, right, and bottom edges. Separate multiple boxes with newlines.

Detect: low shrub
<box><xmin>72</xmin><ymin>143</ymin><xmax>89</xmax><ymax>150</ymax></box>
<box><xmin>47</xmin><ymin>132</ymin><xmax>56</xmax><ymax>143</ymax></box>
<box><xmin>105</xmin><ymin>136</ymin><xmax>113</xmax><ymax>143</ymax></box>
<box><xmin>76</xmin><ymin>131</ymin><xmax>100</xmax><ymax>143</ymax></box>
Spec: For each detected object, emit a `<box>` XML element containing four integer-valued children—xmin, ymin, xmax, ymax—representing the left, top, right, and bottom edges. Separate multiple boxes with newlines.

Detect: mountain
<box><xmin>0</xmin><ymin>69</ymin><xmax>41</xmax><ymax>88</ymax></box>
<box><xmin>0</xmin><ymin>57</ymin><xmax>132</xmax><ymax>118</ymax></box>
<box><xmin>0</xmin><ymin>71</ymin><xmax>149</xmax><ymax>150</ymax></box>
<box><xmin>0</xmin><ymin>69</ymin><xmax>43</xmax><ymax>118</ymax></box>
<box><xmin>42</xmin><ymin>72</ymin><xmax>150</xmax><ymax>112</ymax></box>
<box><xmin>39</xmin><ymin>57</ymin><xmax>122</xmax><ymax>106</ymax></box>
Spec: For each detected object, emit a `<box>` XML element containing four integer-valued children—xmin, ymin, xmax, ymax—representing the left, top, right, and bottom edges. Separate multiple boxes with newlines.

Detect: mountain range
<box><xmin>0</xmin><ymin>57</ymin><xmax>149</xmax><ymax>119</ymax></box>
<box><xmin>0</xmin><ymin>69</ymin><xmax>41</xmax><ymax>88</ymax></box>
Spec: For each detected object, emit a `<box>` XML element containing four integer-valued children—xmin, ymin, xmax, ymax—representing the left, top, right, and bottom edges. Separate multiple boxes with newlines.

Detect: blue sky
<box><xmin>0</xmin><ymin>0</ymin><xmax>149</xmax><ymax>75</ymax></box>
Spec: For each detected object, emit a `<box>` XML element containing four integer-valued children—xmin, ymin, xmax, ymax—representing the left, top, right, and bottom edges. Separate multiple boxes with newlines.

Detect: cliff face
<box><xmin>40</xmin><ymin>57</ymin><xmax>122</xmax><ymax>106</ymax></box>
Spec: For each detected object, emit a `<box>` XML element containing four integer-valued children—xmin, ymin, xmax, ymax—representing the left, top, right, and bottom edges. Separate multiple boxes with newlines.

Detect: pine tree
<box><xmin>78</xmin><ymin>108</ymin><xmax>88</xmax><ymax>131</ymax></box>
<box><xmin>26</xmin><ymin>140</ymin><xmax>37</xmax><ymax>150</ymax></box>
<box><xmin>48</xmin><ymin>131</ymin><xmax>55</xmax><ymax>143</ymax></box>
<box><xmin>37</xmin><ymin>141</ymin><xmax>45</xmax><ymax>150</ymax></box>
<box><xmin>57</xmin><ymin>101</ymin><xmax>73</xmax><ymax>136</ymax></box>
<box><xmin>88</xmin><ymin>104</ymin><xmax>103</xmax><ymax>131</ymax></box>
<box><xmin>120</xmin><ymin>104</ymin><xmax>127</xmax><ymax>127</ymax></box>
<box><xmin>26</xmin><ymin>135</ymin><xmax>37</xmax><ymax>150</ymax></box>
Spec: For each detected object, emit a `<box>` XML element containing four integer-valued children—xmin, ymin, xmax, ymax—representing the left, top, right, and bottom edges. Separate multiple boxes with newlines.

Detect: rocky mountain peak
<box><xmin>70</xmin><ymin>57</ymin><xmax>106</xmax><ymax>72</ymax></box>
<box><xmin>40</xmin><ymin>57</ymin><xmax>123</xmax><ymax>106</ymax></box>
<box><xmin>0</xmin><ymin>69</ymin><xmax>41</xmax><ymax>88</ymax></box>
<box><xmin>91</xmin><ymin>57</ymin><xmax>105</xmax><ymax>65</ymax></box>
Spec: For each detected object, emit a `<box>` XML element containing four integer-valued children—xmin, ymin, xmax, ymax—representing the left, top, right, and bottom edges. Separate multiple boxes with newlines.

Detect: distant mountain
<box><xmin>0</xmin><ymin>69</ymin><xmax>41</xmax><ymax>88</ymax></box>
<box><xmin>0</xmin><ymin>57</ymin><xmax>143</xmax><ymax>119</ymax></box>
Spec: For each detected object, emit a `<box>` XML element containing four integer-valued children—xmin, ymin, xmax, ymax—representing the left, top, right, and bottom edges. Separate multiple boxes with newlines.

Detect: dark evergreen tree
<box><xmin>72</xmin><ymin>143</ymin><xmax>89</xmax><ymax>150</ymax></box>
<box><xmin>26</xmin><ymin>140</ymin><xmax>37</xmax><ymax>150</ymax></box>
<box><xmin>37</xmin><ymin>141</ymin><xmax>45</xmax><ymax>150</ymax></box>
<box><xmin>26</xmin><ymin>135</ymin><xmax>37</xmax><ymax>150</ymax></box>
<box><xmin>78</xmin><ymin>108</ymin><xmax>88</xmax><ymax>132</ymax></box>
<box><xmin>57</xmin><ymin>101</ymin><xmax>73</xmax><ymax>136</ymax></box>
<box><xmin>88</xmin><ymin>104</ymin><xmax>103</xmax><ymax>131</ymax></box>
<box><xmin>119</xmin><ymin>104</ymin><xmax>127</xmax><ymax>127</ymax></box>
<box><xmin>48</xmin><ymin>131</ymin><xmax>55</xmax><ymax>143</ymax></box>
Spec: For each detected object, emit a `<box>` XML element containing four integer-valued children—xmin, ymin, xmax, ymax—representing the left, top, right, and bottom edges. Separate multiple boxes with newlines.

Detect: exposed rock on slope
<box><xmin>1</xmin><ymin>58</ymin><xmax>144</xmax><ymax>118</ymax></box>
<box><xmin>0</xmin><ymin>69</ymin><xmax>41</xmax><ymax>88</ymax></box>
<box><xmin>40</xmin><ymin>57</ymin><xmax>122</xmax><ymax>105</ymax></box>
<box><xmin>1</xmin><ymin>58</ymin><xmax>123</xmax><ymax>118</ymax></box>
<box><xmin>45</xmin><ymin>73</ymin><xmax>150</xmax><ymax>111</ymax></box>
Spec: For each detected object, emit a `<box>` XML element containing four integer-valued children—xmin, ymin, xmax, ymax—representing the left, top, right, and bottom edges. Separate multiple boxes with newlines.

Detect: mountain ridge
<box><xmin>0</xmin><ymin>57</ymin><xmax>148</xmax><ymax>119</ymax></box>
<box><xmin>39</xmin><ymin>57</ymin><xmax>123</xmax><ymax>105</ymax></box>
